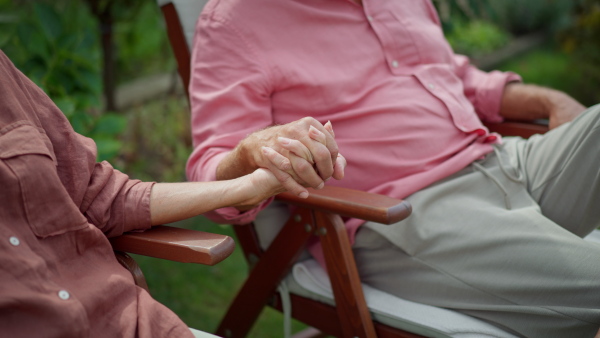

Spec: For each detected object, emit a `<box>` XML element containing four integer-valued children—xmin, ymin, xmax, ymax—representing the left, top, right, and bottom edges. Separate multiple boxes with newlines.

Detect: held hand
<box><xmin>243</xmin><ymin>117</ymin><xmax>340</xmax><ymax>197</ymax></box>
<box><xmin>233</xmin><ymin>168</ymin><xmax>286</xmax><ymax>209</ymax></box>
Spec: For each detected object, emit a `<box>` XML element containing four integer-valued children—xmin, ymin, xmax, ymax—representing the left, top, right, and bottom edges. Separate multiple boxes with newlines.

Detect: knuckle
<box><xmin>294</xmin><ymin>160</ymin><xmax>312</xmax><ymax>172</ymax></box>
<box><xmin>313</xmin><ymin>147</ymin><xmax>331</xmax><ymax>162</ymax></box>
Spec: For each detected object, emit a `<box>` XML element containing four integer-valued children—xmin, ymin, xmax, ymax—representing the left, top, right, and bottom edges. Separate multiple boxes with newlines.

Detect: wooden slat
<box><xmin>114</xmin><ymin>251</ymin><xmax>150</xmax><ymax>292</ymax></box>
<box><xmin>216</xmin><ymin>208</ymin><xmax>315</xmax><ymax>338</ymax></box>
<box><xmin>317</xmin><ymin>211</ymin><xmax>377</xmax><ymax>338</ymax></box>
<box><xmin>160</xmin><ymin>2</ymin><xmax>191</xmax><ymax>98</ymax></box>
<box><xmin>110</xmin><ymin>226</ymin><xmax>234</xmax><ymax>266</ymax></box>
<box><xmin>485</xmin><ymin>120</ymin><xmax>549</xmax><ymax>138</ymax></box>
<box><xmin>277</xmin><ymin>186</ymin><xmax>412</xmax><ymax>225</ymax></box>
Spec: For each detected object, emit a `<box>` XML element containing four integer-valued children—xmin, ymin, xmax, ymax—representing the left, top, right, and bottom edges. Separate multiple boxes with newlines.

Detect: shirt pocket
<box><xmin>0</xmin><ymin>123</ymin><xmax>88</xmax><ymax>238</ymax></box>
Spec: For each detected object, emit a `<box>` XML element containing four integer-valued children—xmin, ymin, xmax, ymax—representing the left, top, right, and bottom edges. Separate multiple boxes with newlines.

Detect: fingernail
<box><xmin>261</xmin><ymin>146</ymin><xmax>269</xmax><ymax>154</ymax></box>
<box><xmin>299</xmin><ymin>191</ymin><xmax>309</xmax><ymax>199</ymax></box>
<box><xmin>325</xmin><ymin>120</ymin><xmax>335</xmax><ymax>137</ymax></box>
<box><xmin>278</xmin><ymin>137</ymin><xmax>291</xmax><ymax>145</ymax></box>
<box><xmin>317</xmin><ymin>182</ymin><xmax>324</xmax><ymax>189</ymax></box>
<box><xmin>309</xmin><ymin>125</ymin><xmax>319</xmax><ymax>135</ymax></box>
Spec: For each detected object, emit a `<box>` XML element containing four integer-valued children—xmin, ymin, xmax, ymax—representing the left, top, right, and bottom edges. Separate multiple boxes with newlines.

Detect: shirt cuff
<box><xmin>123</xmin><ymin>181</ymin><xmax>155</xmax><ymax>233</ymax></box>
<box><xmin>476</xmin><ymin>71</ymin><xmax>522</xmax><ymax>123</ymax></box>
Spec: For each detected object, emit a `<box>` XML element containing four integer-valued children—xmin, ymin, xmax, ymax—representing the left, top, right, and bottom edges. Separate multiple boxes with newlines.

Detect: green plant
<box><xmin>0</xmin><ymin>0</ymin><xmax>126</xmax><ymax>162</ymax></box>
<box><xmin>445</xmin><ymin>20</ymin><xmax>510</xmax><ymax>57</ymax></box>
<box><xmin>434</xmin><ymin>0</ymin><xmax>576</xmax><ymax>36</ymax></box>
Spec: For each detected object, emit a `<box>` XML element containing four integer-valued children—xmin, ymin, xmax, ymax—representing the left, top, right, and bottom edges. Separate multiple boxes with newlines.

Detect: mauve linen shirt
<box><xmin>0</xmin><ymin>52</ymin><xmax>192</xmax><ymax>338</ymax></box>
<box><xmin>187</xmin><ymin>0</ymin><xmax>520</xmax><ymax>243</ymax></box>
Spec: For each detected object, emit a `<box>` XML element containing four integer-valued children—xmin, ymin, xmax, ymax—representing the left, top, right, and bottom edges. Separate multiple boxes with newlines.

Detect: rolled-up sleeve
<box><xmin>453</xmin><ymin>54</ymin><xmax>522</xmax><ymax>123</ymax></box>
<box><xmin>81</xmin><ymin>161</ymin><xmax>155</xmax><ymax>237</ymax></box>
<box><xmin>186</xmin><ymin>12</ymin><xmax>274</xmax><ymax>224</ymax></box>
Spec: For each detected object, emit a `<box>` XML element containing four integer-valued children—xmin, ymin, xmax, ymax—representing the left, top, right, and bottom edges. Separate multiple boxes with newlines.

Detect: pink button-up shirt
<box><xmin>187</xmin><ymin>0</ymin><xmax>520</xmax><ymax>243</ymax></box>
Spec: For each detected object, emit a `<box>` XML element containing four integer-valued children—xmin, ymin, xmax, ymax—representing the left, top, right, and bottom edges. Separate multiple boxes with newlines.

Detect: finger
<box><xmin>277</xmin><ymin>137</ymin><xmax>314</xmax><ymax>164</ymax></box>
<box><xmin>308</xmin><ymin>125</ymin><xmax>327</xmax><ymax>145</ymax></box>
<box><xmin>262</xmin><ymin>147</ymin><xmax>312</xmax><ymax>195</ymax></box>
<box><xmin>262</xmin><ymin>146</ymin><xmax>292</xmax><ymax>171</ymax></box>
<box><xmin>262</xmin><ymin>149</ymin><xmax>309</xmax><ymax>198</ymax></box>
<box><xmin>288</xmin><ymin>153</ymin><xmax>325</xmax><ymax>189</ymax></box>
<box><xmin>304</xmin><ymin>140</ymin><xmax>334</xmax><ymax>180</ymax></box>
<box><xmin>332</xmin><ymin>153</ymin><xmax>346</xmax><ymax>180</ymax></box>
<box><xmin>324</xmin><ymin>120</ymin><xmax>335</xmax><ymax>138</ymax></box>
<box><xmin>311</xmin><ymin>122</ymin><xmax>339</xmax><ymax>167</ymax></box>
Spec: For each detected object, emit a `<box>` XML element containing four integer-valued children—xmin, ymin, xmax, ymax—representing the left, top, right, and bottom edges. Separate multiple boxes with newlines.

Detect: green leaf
<box><xmin>95</xmin><ymin>138</ymin><xmax>123</xmax><ymax>162</ymax></box>
<box><xmin>33</xmin><ymin>2</ymin><xmax>61</xmax><ymax>43</ymax></box>
<box><xmin>92</xmin><ymin>114</ymin><xmax>127</xmax><ymax>136</ymax></box>
<box><xmin>54</xmin><ymin>97</ymin><xmax>76</xmax><ymax>119</ymax></box>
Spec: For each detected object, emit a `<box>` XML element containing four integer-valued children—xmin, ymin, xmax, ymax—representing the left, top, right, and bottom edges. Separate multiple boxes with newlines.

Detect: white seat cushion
<box><xmin>284</xmin><ymin>230</ymin><xmax>600</xmax><ymax>337</ymax></box>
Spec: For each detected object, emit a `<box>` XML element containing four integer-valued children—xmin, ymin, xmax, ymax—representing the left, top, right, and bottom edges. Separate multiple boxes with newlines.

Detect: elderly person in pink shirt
<box><xmin>187</xmin><ymin>0</ymin><xmax>600</xmax><ymax>336</ymax></box>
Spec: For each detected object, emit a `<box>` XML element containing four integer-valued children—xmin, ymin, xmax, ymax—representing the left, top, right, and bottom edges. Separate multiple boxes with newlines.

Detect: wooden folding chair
<box><xmin>154</xmin><ymin>1</ymin><xmax>549</xmax><ymax>337</ymax></box>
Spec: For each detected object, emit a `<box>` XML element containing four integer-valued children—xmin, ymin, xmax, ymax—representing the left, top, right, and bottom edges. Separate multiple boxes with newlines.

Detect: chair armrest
<box><xmin>110</xmin><ymin>225</ymin><xmax>235</xmax><ymax>266</ymax></box>
<box><xmin>276</xmin><ymin>186</ymin><xmax>412</xmax><ymax>225</ymax></box>
<box><xmin>485</xmin><ymin>119</ymin><xmax>549</xmax><ymax>138</ymax></box>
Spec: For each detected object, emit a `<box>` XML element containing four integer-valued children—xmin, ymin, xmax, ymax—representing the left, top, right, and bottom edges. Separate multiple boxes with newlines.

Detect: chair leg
<box><xmin>114</xmin><ymin>251</ymin><xmax>150</xmax><ymax>293</ymax></box>
<box><xmin>316</xmin><ymin>211</ymin><xmax>377</xmax><ymax>338</ymax></box>
<box><xmin>217</xmin><ymin>208</ymin><xmax>315</xmax><ymax>338</ymax></box>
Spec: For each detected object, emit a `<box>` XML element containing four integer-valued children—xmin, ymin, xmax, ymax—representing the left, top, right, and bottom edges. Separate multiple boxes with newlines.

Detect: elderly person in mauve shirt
<box><xmin>0</xmin><ymin>50</ymin><xmax>303</xmax><ymax>337</ymax></box>
<box><xmin>186</xmin><ymin>0</ymin><xmax>600</xmax><ymax>336</ymax></box>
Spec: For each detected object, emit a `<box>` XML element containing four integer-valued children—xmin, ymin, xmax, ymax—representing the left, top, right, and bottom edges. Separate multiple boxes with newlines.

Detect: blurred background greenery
<box><xmin>1</xmin><ymin>0</ymin><xmax>599</xmax><ymax>337</ymax></box>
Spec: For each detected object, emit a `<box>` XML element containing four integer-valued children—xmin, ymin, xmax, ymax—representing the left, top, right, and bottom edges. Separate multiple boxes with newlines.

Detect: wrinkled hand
<box><xmin>233</xmin><ymin>168</ymin><xmax>285</xmax><ymax>209</ymax></box>
<box><xmin>245</xmin><ymin>117</ymin><xmax>346</xmax><ymax>198</ymax></box>
<box><xmin>545</xmin><ymin>91</ymin><xmax>586</xmax><ymax>129</ymax></box>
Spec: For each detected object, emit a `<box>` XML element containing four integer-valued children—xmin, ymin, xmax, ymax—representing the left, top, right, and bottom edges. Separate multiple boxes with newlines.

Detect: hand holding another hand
<box><xmin>247</xmin><ymin>118</ymin><xmax>346</xmax><ymax>199</ymax></box>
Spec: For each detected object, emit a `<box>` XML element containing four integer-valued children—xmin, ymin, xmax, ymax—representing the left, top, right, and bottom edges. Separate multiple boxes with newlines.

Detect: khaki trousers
<box><xmin>354</xmin><ymin>105</ymin><xmax>600</xmax><ymax>337</ymax></box>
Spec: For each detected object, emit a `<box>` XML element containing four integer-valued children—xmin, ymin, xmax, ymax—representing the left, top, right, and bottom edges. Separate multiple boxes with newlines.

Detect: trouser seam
<box><xmin>409</xmin><ymin>254</ymin><xmax>600</xmax><ymax>325</ymax></box>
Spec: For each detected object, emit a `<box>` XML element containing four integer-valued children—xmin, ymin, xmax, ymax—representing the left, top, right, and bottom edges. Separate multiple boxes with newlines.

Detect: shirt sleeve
<box><xmin>17</xmin><ymin>60</ymin><xmax>155</xmax><ymax>237</ymax></box>
<box><xmin>186</xmin><ymin>12</ymin><xmax>274</xmax><ymax>224</ymax></box>
<box><xmin>453</xmin><ymin>54</ymin><xmax>522</xmax><ymax>123</ymax></box>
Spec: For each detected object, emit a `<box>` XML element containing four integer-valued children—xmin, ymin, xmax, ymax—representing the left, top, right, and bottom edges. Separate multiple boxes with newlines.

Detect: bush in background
<box><xmin>0</xmin><ymin>0</ymin><xmax>126</xmax><ymax>161</ymax></box>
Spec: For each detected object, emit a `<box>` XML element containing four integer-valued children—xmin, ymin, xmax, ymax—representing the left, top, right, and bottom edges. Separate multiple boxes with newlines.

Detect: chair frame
<box><xmin>113</xmin><ymin>2</ymin><xmax>549</xmax><ymax>337</ymax></box>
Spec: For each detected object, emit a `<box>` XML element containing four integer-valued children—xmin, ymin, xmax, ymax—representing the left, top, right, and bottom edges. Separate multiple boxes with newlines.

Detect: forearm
<box><xmin>149</xmin><ymin>174</ymin><xmax>279</xmax><ymax>225</ymax></box>
<box><xmin>499</xmin><ymin>82</ymin><xmax>586</xmax><ymax>129</ymax></box>
<box><xmin>499</xmin><ymin>83</ymin><xmax>553</xmax><ymax>121</ymax></box>
<box><xmin>216</xmin><ymin>141</ymin><xmax>257</xmax><ymax>181</ymax></box>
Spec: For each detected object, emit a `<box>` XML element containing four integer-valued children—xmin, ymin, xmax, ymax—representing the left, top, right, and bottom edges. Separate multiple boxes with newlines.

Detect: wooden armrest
<box><xmin>110</xmin><ymin>225</ymin><xmax>235</xmax><ymax>266</ymax></box>
<box><xmin>485</xmin><ymin>119</ymin><xmax>549</xmax><ymax>138</ymax></box>
<box><xmin>276</xmin><ymin>186</ymin><xmax>411</xmax><ymax>225</ymax></box>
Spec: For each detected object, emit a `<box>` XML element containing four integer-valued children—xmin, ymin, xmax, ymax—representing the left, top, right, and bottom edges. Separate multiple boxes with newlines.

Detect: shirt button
<box><xmin>9</xmin><ymin>236</ymin><xmax>20</xmax><ymax>246</ymax></box>
<box><xmin>391</xmin><ymin>60</ymin><xmax>398</xmax><ymax>68</ymax></box>
<box><xmin>58</xmin><ymin>290</ymin><xmax>70</xmax><ymax>300</ymax></box>
<box><xmin>367</xmin><ymin>15</ymin><xmax>373</xmax><ymax>22</ymax></box>
<box><xmin>428</xmin><ymin>83</ymin><xmax>436</xmax><ymax>90</ymax></box>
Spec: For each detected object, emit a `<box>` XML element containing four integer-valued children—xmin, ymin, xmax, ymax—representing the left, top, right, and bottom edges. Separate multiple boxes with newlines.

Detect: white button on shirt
<box><xmin>391</xmin><ymin>60</ymin><xmax>399</xmax><ymax>68</ymax></box>
<box><xmin>58</xmin><ymin>290</ymin><xmax>70</xmax><ymax>300</ymax></box>
<box><xmin>9</xmin><ymin>236</ymin><xmax>20</xmax><ymax>246</ymax></box>
<box><xmin>428</xmin><ymin>83</ymin><xmax>436</xmax><ymax>90</ymax></box>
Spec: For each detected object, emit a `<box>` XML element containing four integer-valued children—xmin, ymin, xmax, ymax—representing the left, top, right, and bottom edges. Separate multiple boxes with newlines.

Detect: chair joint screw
<box><xmin>316</xmin><ymin>227</ymin><xmax>327</xmax><ymax>236</ymax></box>
<box><xmin>305</xmin><ymin>224</ymin><xmax>312</xmax><ymax>232</ymax></box>
<box><xmin>294</xmin><ymin>214</ymin><xmax>302</xmax><ymax>222</ymax></box>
